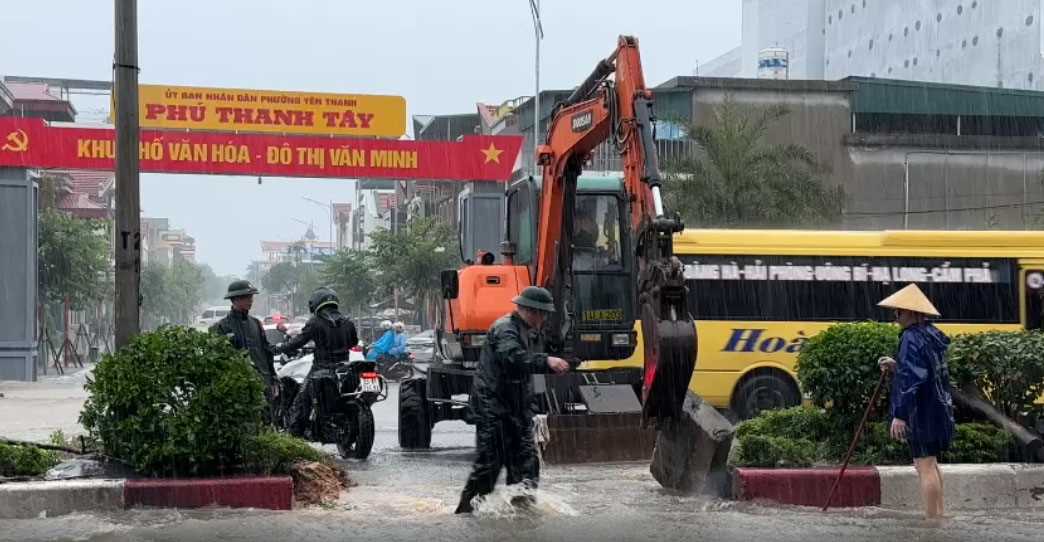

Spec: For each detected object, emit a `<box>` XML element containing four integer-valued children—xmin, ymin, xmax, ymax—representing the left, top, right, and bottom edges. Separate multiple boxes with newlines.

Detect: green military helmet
<box><xmin>224</xmin><ymin>279</ymin><xmax>260</xmax><ymax>299</ymax></box>
<box><xmin>512</xmin><ymin>286</ymin><xmax>555</xmax><ymax>313</ymax></box>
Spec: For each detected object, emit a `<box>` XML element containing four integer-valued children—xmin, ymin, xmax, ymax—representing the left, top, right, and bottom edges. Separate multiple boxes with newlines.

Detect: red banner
<box><xmin>0</xmin><ymin>118</ymin><xmax>521</xmax><ymax>182</ymax></box>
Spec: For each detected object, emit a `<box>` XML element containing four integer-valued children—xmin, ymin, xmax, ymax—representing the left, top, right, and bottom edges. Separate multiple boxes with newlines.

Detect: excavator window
<box><xmin>573</xmin><ymin>195</ymin><xmax>622</xmax><ymax>272</ymax></box>
<box><xmin>507</xmin><ymin>185</ymin><xmax>534</xmax><ymax>264</ymax></box>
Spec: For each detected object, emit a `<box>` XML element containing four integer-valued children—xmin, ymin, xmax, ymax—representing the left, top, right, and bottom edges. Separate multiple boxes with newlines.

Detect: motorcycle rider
<box><xmin>274</xmin><ymin>287</ymin><xmax>359</xmax><ymax>438</ymax></box>
<box><xmin>455</xmin><ymin>286</ymin><xmax>571</xmax><ymax>514</ymax></box>
<box><xmin>209</xmin><ymin>280</ymin><xmax>279</xmax><ymax>414</ymax></box>
<box><xmin>390</xmin><ymin>321</ymin><xmax>408</xmax><ymax>356</ymax></box>
<box><xmin>366</xmin><ymin>320</ymin><xmax>396</xmax><ymax>361</ymax></box>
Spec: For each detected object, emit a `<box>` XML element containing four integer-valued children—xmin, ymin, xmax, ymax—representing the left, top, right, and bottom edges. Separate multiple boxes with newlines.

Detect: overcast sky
<box><xmin>2</xmin><ymin>0</ymin><xmax>740</xmax><ymax>275</ymax></box>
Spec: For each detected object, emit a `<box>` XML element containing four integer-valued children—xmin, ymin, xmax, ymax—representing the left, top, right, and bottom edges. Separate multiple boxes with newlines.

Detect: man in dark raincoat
<box><xmin>209</xmin><ymin>280</ymin><xmax>279</xmax><ymax>413</ymax></box>
<box><xmin>877</xmin><ymin>283</ymin><xmax>954</xmax><ymax>520</ymax></box>
<box><xmin>274</xmin><ymin>287</ymin><xmax>359</xmax><ymax>438</ymax></box>
<box><xmin>455</xmin><ymin>286</ymin><xmax>571</xmax><ymax>514</ymax></box>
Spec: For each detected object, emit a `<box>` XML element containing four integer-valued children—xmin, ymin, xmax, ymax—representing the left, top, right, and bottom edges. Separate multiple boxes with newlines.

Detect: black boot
<box><xmin>455</xmin><ymin>493</ymin><xmax>475</xmax><ymax>514</ymax></box>
<box><xmin>510</xmin><ymin>494</ymin><xmax>536</xmax><ymax>510</ymax></box>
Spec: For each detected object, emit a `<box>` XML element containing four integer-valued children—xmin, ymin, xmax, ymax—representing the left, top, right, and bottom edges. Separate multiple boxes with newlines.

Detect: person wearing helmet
<box><xmin>876</xmin><ymin>284</ymin><xmax>954</xmax><ymax>520</ymax></box>
<box><xmin>390</xmin><ymin>321</ymin><xmax>408</xmax><ymax>356</ymax></box>
<box><xmin>274</xmin><ymin>286</ymin><xmax>359</xmax><ymax>438</ymax></box>
<box><xmin>365</xmin><ymin>320</ymin><xmax>397</xmax><ymax>361</ymax></box>
<box><xmin>455</xmin><ymin>286</ymin><xmax>571</xmax><ymax>514</ymax></box>
<box><xmin>209</xmin><ymin>280</ymin><xmax>279</xmax><ymax>412</ymax></box>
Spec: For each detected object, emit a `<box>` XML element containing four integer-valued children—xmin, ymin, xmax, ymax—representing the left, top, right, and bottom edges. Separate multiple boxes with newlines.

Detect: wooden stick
<box><xmin>822</xmin><ymin>370</ymin><xmax>887</xmax><ymax>512</ymax></box>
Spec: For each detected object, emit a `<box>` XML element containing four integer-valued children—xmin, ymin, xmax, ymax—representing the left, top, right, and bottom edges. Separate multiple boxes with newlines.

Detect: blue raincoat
<box><xmin>889</xmin><ymin>322</ymin><xmax>955</xmax><ymax>447</ymax></box>
<box><xmin>366</xmin><ymin>329</ymin><xmax>396</xmax><ymax>361</ymax></box>
<box><xmin>389</xmin><ymin>332</ymin><xmax>407</xmax><ymax>356</ymax></box>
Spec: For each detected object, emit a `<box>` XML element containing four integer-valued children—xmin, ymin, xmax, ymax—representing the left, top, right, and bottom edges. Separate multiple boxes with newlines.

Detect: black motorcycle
<box><xmin>275</xmin><ymin>351</ymin><xmax>387</xmax><ymax>459</ymax></box>
<box><xmin>376</xmin><ymin>352</ymin><xmax>415</xmax><ymax>382</ymax></box>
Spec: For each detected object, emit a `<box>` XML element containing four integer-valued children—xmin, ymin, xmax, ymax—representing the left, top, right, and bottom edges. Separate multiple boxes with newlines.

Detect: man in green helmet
<box><xmin>455</xmin><ymin>286</ymin><xmax>571</xmax><ymax>514</ymax></box>
<box><xmin>209</xmin><ymin>280</ymin><xmax>279</xmax><ymax>410</ymax></box>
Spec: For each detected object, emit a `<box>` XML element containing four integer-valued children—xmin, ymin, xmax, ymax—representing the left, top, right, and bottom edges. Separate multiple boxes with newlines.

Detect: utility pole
<box><xmin>114</xmin><ymin>0</ymin><xmax>141</xmax><ymax>348</ymax></box>
<box><xmin>529</xmin><ymin>0</ymin><xmax>544</xmax><ymax>174</ymax></box>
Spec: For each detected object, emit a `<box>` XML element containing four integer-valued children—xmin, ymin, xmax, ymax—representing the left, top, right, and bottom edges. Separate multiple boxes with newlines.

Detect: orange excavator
<box><xmin>398</xmin><ymin>36</ymin><xmax>696</xmax><ymax>464</ymax></box>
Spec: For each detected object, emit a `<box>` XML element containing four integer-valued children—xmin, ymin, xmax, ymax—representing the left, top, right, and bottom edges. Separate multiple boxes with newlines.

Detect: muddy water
<box><xmin>3</xmin><ymin>383</ymin><xmax>1044</xmax><ymax>541</ymax></box>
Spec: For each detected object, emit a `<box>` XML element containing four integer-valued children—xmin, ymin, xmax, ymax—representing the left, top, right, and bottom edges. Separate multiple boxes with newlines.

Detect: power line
<box><xmin>844</xmin><ymin>199</ymin><xmax>1044</xmax><ymax>217</ymax></box>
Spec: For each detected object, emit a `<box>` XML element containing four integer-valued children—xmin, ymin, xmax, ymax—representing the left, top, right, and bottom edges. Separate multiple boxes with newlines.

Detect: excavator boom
<box><xmin>533</xmin><ymin>36</ymin><xmax>695</xmax><ymax>425</ymax></box>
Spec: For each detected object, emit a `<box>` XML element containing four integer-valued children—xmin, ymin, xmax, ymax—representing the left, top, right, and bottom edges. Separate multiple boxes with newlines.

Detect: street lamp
<box><xmin>302</xmin><ymin>196</ymin><xmax>334</xmax><ymax>247</ymax></box>
<box><xmin>528</xmin><ymin>0</ymin><xmax>544</xmax><ymax>174</ymax></box>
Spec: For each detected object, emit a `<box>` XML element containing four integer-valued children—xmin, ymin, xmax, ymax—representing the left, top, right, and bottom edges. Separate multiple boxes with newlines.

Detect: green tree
<box><xmin>38</xmin><ymin>210</ymin><xmax>110</xmax><ymax>310</ymax></box>
<box><xmin>368</xmin><ymin>217</ymin><xmax>458</xmax><ymax>326</ymax></box>
<box><xmin>199</xmin><ymin>263</ymin><xmax>238</xmax><ymax>305</ymax></box>
<box><xmin>662</xmin><ymin>95</ymin><xmax>843</xmax><ymax>228</ymax></box>
<box><xmin>262</xmin><ymin>261</ymin><xmax>322</xmax><ymax>316</ymax></box>
<box><xmin>140</xmin><ymin>259</ymin><xmax>205</xmax><ymax>329</ymax></box>
<box><xmin>262</xmin><ymin>262</ymin><xmax>298</xmax><ymax>294</ymax></box>
<box><xmin>321</xmin><ymin>249</ymin><xmax>376</xmax><ymax>316</ymax></box>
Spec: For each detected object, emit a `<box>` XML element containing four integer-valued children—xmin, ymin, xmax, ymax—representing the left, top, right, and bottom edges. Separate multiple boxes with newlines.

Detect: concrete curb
<box><xmin>0</xmin><ymin>476</ymin><xmax>293</xmax><ymax>519</ymax></box>
<box><xmin>0</xmin><ymin>479</ymin><xmax>124</xmax><ymax>519</ymax></box>
<box><xmin>732</xmin><ymin>464</ymin><xmax>1044</xmax><ymax>510</ymax></box>
<box><xmin>124</xmin><ymin>476</ymin><xmax>293</xmax><ymax>511</ymax></box>
<box><xmin>733</xmin><ymin>468</ymin><xmax>880</xmax><ymax>508</ymax></box>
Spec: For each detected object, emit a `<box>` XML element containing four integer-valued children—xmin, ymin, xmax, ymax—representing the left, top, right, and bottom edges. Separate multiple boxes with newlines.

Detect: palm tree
<box><xmin>663</xmin><ymin>95</ymin><xmax>843</xmax><ymax>228</ymax></box>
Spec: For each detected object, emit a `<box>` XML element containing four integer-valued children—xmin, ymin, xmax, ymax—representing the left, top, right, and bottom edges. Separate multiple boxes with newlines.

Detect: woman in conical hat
<box><xmin>877</xmin><ymin>283</ymin><xmax>954</xmax><ymax>520</ymax></box>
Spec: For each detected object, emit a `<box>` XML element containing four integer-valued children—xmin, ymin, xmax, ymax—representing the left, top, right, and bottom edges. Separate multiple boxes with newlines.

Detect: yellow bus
<box><xmin>589</xmin><ymin>229</ymin><xmax>1044</xmax><ymax>419</ymax></box>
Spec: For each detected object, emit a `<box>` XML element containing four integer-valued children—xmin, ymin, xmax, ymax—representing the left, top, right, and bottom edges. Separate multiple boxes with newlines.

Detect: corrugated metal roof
<box><xmin>4</xmin><ymin>82</ymin><xmax>62</xmax><ymax>102</ymax></box>
<box><xmin>847</xmin><ymin>76</ymin><xmax>1044</xmax><ymax>117</ymax></box>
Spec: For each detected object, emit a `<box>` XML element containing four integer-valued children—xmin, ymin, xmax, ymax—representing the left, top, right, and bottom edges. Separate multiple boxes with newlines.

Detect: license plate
<box><xmin>462</xmin><ymin>361</ymin><xmax>478</xmax><ymax>369</ymax></box>
<box><xmin>360</xmin><ymin>377</ymin><xmax>380</xmax><ymax>393</ymax></box>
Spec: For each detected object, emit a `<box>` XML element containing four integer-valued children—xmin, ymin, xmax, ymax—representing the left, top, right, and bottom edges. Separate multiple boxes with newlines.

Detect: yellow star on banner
<box><xmin>480</xmin><ymin>142</ymin><xmax>503</xmax><ymax>164</ymax></box>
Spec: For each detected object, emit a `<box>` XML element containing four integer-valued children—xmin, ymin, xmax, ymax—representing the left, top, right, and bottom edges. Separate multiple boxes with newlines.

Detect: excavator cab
<box><xmin>506</xmin><ymin>175</ymin><xmax>637</xmax><ymax>361</ymax></box>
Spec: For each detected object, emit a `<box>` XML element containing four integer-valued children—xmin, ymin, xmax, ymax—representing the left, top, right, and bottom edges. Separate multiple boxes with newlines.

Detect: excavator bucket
<box><xmin>534</xmin><ymin>370</ymin><xmax>658</xmax><ymax>464</ymax></box>
<box><xmin>533</xmin><ymin>315</ymin><xmax>698</xmax><ymax>465</ymax></box>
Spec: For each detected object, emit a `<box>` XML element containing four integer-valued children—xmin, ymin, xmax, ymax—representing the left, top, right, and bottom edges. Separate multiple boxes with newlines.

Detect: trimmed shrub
<box><xmin>948</xmin><ymin>331</ymin><xmax>1044</xmax><ymax>419</ymax></box>
<box><xmin>735</xmin><ymin>406</ymin><xmax>833</xmax><ymax>442</ymax></box>
<box><xmin>944</xmin><ymin>422</ymin><xmax>1015</xmax><ymax>463</ymax></box>
<box><xmin>243</xmin><ymin>430</ymin><xmax>327</xmax><ymax>475</ymax></box>
<box><xmin>0</xmin><ymin>443</ymin><xmax>60</xmax><ymax>477</ymax></box>
<box><xmin>796</xmin><ymin>322</ymin><xmax>900</xmax><ymax>430</ymax></box>
<box><xmin>734</xmin><ymin>434</ymin><xmax>818</xmax><ymax>468</ymax></box>
<box><xmin>80</xmin><ymin>326</ymin><xmax>267</xmax><ymax>476</ymax></box>
<box><xmin>732</xmin><ymin>407</ymin><xmax>1014</xmax><ymax>467</ymax></box>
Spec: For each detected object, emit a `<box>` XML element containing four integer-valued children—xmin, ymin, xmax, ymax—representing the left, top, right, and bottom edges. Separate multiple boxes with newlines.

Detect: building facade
<box><xmin>705</xmin><ymin>0</ymin><xmax>1044</xmax><ymax>91</ymax></box>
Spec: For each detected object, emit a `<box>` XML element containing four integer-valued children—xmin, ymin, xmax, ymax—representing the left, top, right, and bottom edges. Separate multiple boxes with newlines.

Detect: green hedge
<box><xmin>795</xmin><ymin>322</ymin><xmax>900</xmax><ymax>431</ymax></box>
<box><xmin>732</xmin><ymin>406</ymin><xmax>1014</xmax><ymax>467</ymax></box>
<box><xmin>948</xmin><ymin>330</ymin><xmax>1044</xmax><ymax>420</ymax></box>
<box><xmin>0</xmin><ymin>443</ymin><xmax>60</xmax><ymax>477</ymax></box>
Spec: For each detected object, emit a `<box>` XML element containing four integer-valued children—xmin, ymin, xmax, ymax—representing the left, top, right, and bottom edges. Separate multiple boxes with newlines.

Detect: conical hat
<box><xmin>877</xmin><ymin>284</ymin><xmax>940</xmax><ymax>317</ymax></box>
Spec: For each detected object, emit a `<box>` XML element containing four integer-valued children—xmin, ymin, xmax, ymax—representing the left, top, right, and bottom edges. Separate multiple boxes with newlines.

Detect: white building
<box><xmin>705</xmin><ymin>0</ymin><xmax>1043</xmax><ymax>90</ymax></box>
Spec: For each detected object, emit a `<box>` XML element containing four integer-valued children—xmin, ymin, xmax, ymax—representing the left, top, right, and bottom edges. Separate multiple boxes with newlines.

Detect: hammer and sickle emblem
<box><xmin>1</xmin><ymin>129</ymin><xmax>28</xmax><ymax>152</ymax></box>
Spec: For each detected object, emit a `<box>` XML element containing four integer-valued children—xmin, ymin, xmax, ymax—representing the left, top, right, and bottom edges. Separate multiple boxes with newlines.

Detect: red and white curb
<box><xmin>733</xmin><ymin>464</ymin><xmax>1044</xmax><ymax>510</ymax></box>
<box><xmin>0</xmin><ymin>476</ymin><xmax>292</xmax><ymax>519</ymax></box>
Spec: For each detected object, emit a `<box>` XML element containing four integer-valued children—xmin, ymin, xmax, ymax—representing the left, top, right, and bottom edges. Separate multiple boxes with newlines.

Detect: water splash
<box><xmin>469</xmin><ymin>485</ymin><xmax>579</xmax><ymax>519</ymax></box>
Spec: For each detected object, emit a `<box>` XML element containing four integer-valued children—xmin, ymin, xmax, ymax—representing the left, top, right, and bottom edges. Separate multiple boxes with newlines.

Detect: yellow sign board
<box><xmin>135</xmin><ymin>85</ymin><xmax>406</xmax><ymax>138</ymax></box>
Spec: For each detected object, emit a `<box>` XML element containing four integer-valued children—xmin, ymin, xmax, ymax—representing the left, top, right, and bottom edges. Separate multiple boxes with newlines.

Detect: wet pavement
<box><xmin>3</xmin><ymin>377</ymin><xmax>1044</xmax><ymax>541</ymax></box>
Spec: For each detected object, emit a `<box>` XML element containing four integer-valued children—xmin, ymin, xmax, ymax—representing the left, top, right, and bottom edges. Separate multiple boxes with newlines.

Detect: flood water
<box><xmin>3</xmin><ymin>383</ymin><xmax>1044</xmax><ymax>542</ymax></box>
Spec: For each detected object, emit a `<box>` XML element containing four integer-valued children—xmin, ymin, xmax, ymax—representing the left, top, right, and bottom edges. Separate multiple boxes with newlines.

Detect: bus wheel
<box><xmin>734</xmin><ymin>371</ymin><xmax>800</xmax><ymax>420</ymax></box>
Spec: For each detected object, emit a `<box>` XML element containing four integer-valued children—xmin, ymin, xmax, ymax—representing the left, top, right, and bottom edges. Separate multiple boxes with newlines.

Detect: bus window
<box><xmin>682</xmin><ymin>255</ymin><xmax>1020</xmax><ymax>324</ymax></box>
<box><xmin>573</xmin><ymin>195</ymin><xmax>622</xmax><ymax>272</ymax></box>
<box><xmin>1026</xmin><ymin>270</ymin><xmax>1043</xmax><ymax>330</ymax></box>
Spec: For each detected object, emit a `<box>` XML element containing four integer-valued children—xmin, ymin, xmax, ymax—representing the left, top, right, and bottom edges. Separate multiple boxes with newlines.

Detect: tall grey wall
<box><xmin>0</xmin><ymin>168</ymin><xmax>37</xmax><ymax>381</ymax></box>
<box><xmin>824</xmin><ymin>0</ymin><xmax>1042</xmax><ymax>89</ymax></box>
<box><xmin>843</xmin><ymin>142</ymin><xmax>1044</xmax><ymax>229</ymax></box>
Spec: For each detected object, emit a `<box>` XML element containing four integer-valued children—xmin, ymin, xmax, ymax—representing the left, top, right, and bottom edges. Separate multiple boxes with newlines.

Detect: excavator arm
<box><xmin>533</xmin><ymin>35</ymin><xmax>695</xmax><ymax>425</ymax></box>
